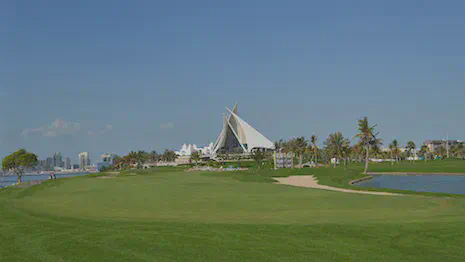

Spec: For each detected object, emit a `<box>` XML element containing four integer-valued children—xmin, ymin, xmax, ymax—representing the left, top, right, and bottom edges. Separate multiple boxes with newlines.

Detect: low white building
<box><xmin>175</xmin><ymin>143</ymin><xmax>214</xmax><ymax>157</ymax></box>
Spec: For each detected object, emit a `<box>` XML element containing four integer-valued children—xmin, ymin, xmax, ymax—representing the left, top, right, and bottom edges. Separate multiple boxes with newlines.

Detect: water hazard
<box><xmin>356</xmin><ymin>174</ymin><xmax>465</xmax><ymax>194</ymax></box>
<box><xmin>0</xmin><ymin>172</ymin><xmax>89</xmax><ymax>188</ymax></box>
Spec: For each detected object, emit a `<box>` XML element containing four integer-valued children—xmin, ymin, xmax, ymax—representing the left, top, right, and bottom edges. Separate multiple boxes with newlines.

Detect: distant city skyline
<box><xmin>1</xmin><ymin>1</ymin><xmax>464</xmax><ymax>161</ymax></box>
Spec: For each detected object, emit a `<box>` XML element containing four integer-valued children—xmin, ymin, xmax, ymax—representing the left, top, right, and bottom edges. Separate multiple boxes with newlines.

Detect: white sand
<box><xmin>273</xmin><ymin>175</ymin><xmax>402</xmax><ymax>196</ymax></box>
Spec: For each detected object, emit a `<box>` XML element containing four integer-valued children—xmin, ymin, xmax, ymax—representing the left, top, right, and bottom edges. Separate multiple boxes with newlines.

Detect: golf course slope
<box><xmin>1</xmin><ymin>163</ymin><xmax>465</xmax><ymax>261</ymax></box>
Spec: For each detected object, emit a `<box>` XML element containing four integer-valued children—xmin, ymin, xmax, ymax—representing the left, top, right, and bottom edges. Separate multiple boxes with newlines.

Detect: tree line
<box><xmin>111</xmin><ymin>149</ymin><xmax>178</xmax><ymax>170</ymax></box>
<box><xmin>274</xmin><ymin>117</ymin><xmax>465</xmax><ymax>173</ymax></box>
<box><xmin>3</xmin><ymin>117</ymin><xmax>464</xmax><ymax>182</ymax></box>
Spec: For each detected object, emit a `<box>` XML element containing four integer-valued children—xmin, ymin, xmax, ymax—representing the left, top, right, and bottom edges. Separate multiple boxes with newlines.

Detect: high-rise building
<box><xmin>65</xmin><ymin>157</ymin><xmax>72</xmax><ymax>170</ymax></box>
<box><xmin>53</xmin><ymin>152</ymin><xmax>63</xmax><ymax>168</ymax></box>
<box><xmin>97</xmin><ymin>153</ymin><xmax>117</xmax><ymax>170</ymax></box>
<box><xmin>46</xmin><ymin>157</ymin><xmax>54</xmax><ymax>171</ymax></box>
<box><xmin>78</xmin><ymin>152</ymin><xmax>90</xmax><ymax>169</ymax></box>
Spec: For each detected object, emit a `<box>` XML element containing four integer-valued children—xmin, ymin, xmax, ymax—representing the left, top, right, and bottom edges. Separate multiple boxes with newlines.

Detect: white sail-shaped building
<box><xmin>212</xmin><ymin>104</ymin><xmax>275</xmax><ymax>154</ymax></box>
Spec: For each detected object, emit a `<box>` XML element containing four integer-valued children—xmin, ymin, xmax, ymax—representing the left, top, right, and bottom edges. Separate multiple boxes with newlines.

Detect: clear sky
<box><xmin>1</xmin><ymin>0</ymin><xmax>464</xmax><ymax>163</ymax></box>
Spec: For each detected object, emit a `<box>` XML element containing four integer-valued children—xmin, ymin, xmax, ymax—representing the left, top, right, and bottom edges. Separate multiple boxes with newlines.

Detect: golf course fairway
<box><xmin>1</xmin><ymin>164</ymin><xmax>465</xmax><ymax>261</ymax></box>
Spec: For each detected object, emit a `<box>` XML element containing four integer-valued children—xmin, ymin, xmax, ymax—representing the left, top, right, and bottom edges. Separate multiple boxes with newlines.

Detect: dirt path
<box><xmin>273</xmin><ymin>175</ymin><xmax>402</xmax><ymax>196</ymax></box>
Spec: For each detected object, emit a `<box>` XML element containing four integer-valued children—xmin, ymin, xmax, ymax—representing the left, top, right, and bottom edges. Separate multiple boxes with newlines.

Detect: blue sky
<box><xmin>1</xmin><ymin>0</ymin><xmax>464</xmax><ymax>163</ymax></box>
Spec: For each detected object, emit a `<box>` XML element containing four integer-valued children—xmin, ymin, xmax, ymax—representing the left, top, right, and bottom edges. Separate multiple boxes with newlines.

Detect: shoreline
<box><xmin>0</xmin><ymin>171</ymin><xmax>91</xmax><ymax>177</ymax></box>
<box><xmin>366</xmin><ymin>172</ymin><xmax>465</xmax><ymax>176</ymax></box>
<box><xmin>350</xmin><ymin>172</ymin><xmax>465</xmax><ymax>186</ymax></box>
<box><xmin>274</xmin><ymin>175</ymin><xmax>402</xmax><ymax>196</ymax></box>
<box><xmin>349</xmin><ymin>176</ymin><xmax>374</xmax><ymax>185</ymax></box>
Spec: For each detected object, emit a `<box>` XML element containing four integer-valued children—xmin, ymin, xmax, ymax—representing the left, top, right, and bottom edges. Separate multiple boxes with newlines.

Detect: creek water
<box><xmin>357</xmin><ymin>174</ymin><xmax>465</xmax><ymax>194</ymax></box>
<box><xmin>0</xmin><ymin>172</ymin><xmax>89</xmax><ymax>188</ymax></box>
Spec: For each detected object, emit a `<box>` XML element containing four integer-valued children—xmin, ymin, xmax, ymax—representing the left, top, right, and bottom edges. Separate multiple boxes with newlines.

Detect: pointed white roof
<box><xmin>225</xmin><ymin>108</ymin><xmax>275</xmax><ymax>152</ymax></box>
<box><xmin>213</xmin><ymin>104</ymin><xmax>274</xmax><ymax>154</ymax></box>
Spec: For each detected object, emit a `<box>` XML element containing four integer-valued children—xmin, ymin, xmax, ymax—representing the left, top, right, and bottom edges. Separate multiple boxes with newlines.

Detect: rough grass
<box><xmin>0</xmin><ymin>161</ymin><xmax>465</xmax><ymax>261</ymax></box>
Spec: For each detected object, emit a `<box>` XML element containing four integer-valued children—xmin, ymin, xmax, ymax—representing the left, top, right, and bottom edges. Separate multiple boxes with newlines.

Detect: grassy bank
<box><xmin>0</xmin><ymin>162</ymin><xmax>464</xmax><ymax>261</ymax></box>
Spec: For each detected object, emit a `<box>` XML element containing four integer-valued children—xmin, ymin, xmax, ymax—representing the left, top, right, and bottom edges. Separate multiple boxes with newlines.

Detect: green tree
<box><xmin>436</xmin><ymin>146</ymin><xmax>447</xmax><ymax>159</ymax></box>
<box><xmin>113</xmin><ymin>156</ymin><xmax>123</xmax><ymax>170</ymax></box>
<box><xmin>388</xmin><ymin>142</ymin><xmax>395</xmax><ymax>166</ymax></box>
<box><xmin>324</xmin><ymin>132</ymin><xmax>350</xmax><ymax>169</ymax></box>
<box><xmin>352</xmin><ymin>142</ymin><xmax>364</xmax><ymax>163</ymax></box>
<box><xmin>190</xmin><ymin>152</ymin><xmax>200</xmax><ymax>165</ymax></box>
<box><xmin>450</xmin><ymin>143</ymin><xmax>464</xmax><ymax>159</ymax></box>
<box><xmin>162</xmin><ymin>149</ymin><xmax>177</xmax><ymax>162</ymax></box>
<box><xmin>291</xmin><ymin>137</ymin><xmax>308</xmax><ymax>168</ymax></box>
<box><xmin>126</xmin><ymin>151</ymin><xmax>138</xmax><ymax>167</ymax></box>
<box><xmin>136</xmin><ymin>151</ymin><xmax>149</xmax><ymax>169</ymax></box>
<box><xmin>389</xmin><ymin>139</ymin><xmax>401</xmax><ymax>163</ymax></box>
<box><xmin>354</xmin><ymin>117</ymin><xmax>379</xmax><ymax>174</ymax></box>
<box><xmin>2</xmin><ymin>149</ymin><xmax>38</xmax><ymax>184</ymax></box>
<box><xmin>310</xmin><ymin>135</ymin><xmax>318</xmax><ymax>163</ymax></box>
<box><xmin>251</xmin><ymin>149</ymin><xmax>265</xmax><ymax>169</ymax></box>
<box><xmin>149</xmin><ymin>150</ymin><xmax>159</xmax><ymax>163</ymax></box>
<box><xmin>418</xmin><ymin>145</ymin><xmax>429</xmax><ymax>161</ymax></box>
<box><xmin>406</xmin><ymin>141</ymin><xmax>416</xmax><ymax>162</ymax></box>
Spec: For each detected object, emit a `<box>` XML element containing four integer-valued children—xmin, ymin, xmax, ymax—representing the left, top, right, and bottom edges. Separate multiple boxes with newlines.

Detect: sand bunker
<box><xmin>273</xmin><ymin>175</ymin><xmax>402</xmax><ymax>196</ymax></box>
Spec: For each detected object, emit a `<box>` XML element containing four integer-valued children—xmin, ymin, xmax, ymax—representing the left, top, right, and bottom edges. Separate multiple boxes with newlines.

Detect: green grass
<box><xmin>308</xmin><ymin>159</ymin><xmax>465</xmax><ymax>197</ymax></box>
<box><xmin>1</xmin><ymin>161</ymin><xmax>465</xmax><ymax>261</ymax></box>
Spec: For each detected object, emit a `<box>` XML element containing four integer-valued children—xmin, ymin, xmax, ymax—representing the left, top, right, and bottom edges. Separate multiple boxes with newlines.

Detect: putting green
<box><xmin>1</xmin><ymin>165</ymin><xmax>465</xmax><ymax>261</ymax></box>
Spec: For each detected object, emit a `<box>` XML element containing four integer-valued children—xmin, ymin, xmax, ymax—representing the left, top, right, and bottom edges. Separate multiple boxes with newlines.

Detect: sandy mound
<box><xmin>273</xmin><ymin>175</ymin><xmax>402</xmax><ymax>196</ymax></box>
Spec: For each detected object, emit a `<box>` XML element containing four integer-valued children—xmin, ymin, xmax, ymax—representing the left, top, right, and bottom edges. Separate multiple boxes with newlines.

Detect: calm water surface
<box><xmin>0</xmin><ymin>172</ymin><xmax>89</xmax><ymax>188</ymax></box>
<box><xmin>357</xmin><ymin>174</ymin><xmax>465</xmax><ymax>194</ymax></box>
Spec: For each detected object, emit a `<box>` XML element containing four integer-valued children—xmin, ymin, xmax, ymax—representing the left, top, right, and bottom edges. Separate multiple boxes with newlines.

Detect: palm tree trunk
<box><xmin>390</xmin><ymin>151</ymin><xmax>393</xmax><ymax>166</ymax></box>
<box><xmin>333</xmin><ymin>159</ymin><xmax>336</xmax><ymax>168</ymax></box>
<box><xmin>17</xmin><ymin>175</ymin><xmax>21</xmax><ymax>184</ymax></box>
<box><xmin>299</xmin><ymin>154</ymin><xmax>303</xmax><ymax>169</ymax></box>
<box><xmin>364</xmin><ymin>147</ymin><xmax>370</xmax><ymax>174</ymax></box>
<box><xmin>291</xmin><ymin>153</ymin><xmax>294</xmax><ymax>169</ymax></box>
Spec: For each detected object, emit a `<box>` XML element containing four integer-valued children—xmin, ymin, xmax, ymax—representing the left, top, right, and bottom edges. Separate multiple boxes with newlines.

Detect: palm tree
<box><xmin>391</xmin><ymin>139</ymin><xmax>400</xmax><ymax>162</ymax></box>
<box><xmin>274</xmin><ymin>139</ymin><xmax>285</xmax><ymax>152</ymax></box>
<box><xmin>324</xmin><ymin>132</ymin><xmax>350</xmax><ymax>169</ymax></box>
<box><xmin>190</xmin><ymin>152</ymin><xmax>200</xmax><ymax>165</ymax></box>
<box><xmin>292</xmin><ymin>137</ymin><xmax>308</xmax><ymax>168</ymax></box>
<box><xmin>436</xmin><ymin>146</ymin><xmax>447</xmax><ymax>159</ymax></box>
<box><xmin>388</xmin><ymin>143</ymin><xmax>394</xmax><ymax>166</ymax></box>
<box><xmin>371</xmin><ymin>141</ymin><xmax>383</xmax><ymax>159</ymax></box>
<box><xmin>453</xmin><ymin>142</ymin><xmax>465</xmax><ymax>159</ymax></box>
<box><xmin>388</xmin><ymin>139</ymin><xmax>400</xmax><ymax>165</ymax></box>
<box><xmin>342</xmin><ymin>145</ymin><xmax>352</xmax><ymax>169</ymax></box>
<box><xmin>352</xmin><ymin>142</ymin><xmax>364</xmax><ymax>163</ymax></box>
<box><xmin>113</xmin><ymin>156</ymin><xmax>123</xmax><ymax>170</ymax></box>
<box><xmin>354</xmin><ymin>117</ymin><xmax>378</xmax><ymax>174</ymax></box>
<box><xmin>251</xmin><ymin>149</ymin><xmax>265</xmax><ymax>169</ymax></box>
<box><xmin>418</xmin><ymin>145</ymin><xmax>429</xmax><ymax>161</ymax></box>
<box><xmin>149</xmin><ymin>150</ymin><xmax>159</xmax><ymax>163</ymax></box>
<box><xmin>310</xmin><ymin>135</ymin><xmax>318</xmax><ymax>163</ymax></box>
<box><xmin>406</xmin><ymin>141</ymin><xmax>416</xmax><ymax>162</ymax></box>
<box><xmin>162</xmin><ymin>149</ymin><xmax>177</xmax><ymax>162</ymax></box>
<box><xmin>126</xmin><ymin>151</ymin><xmax>139</xmax><ymax>167</ymax></box>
